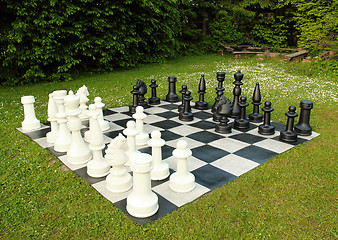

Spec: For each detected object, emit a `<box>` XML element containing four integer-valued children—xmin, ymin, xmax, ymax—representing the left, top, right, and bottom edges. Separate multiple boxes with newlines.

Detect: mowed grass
<box><xmin>0</xmin><ymin>54</ymin><xmax>337</xmax><ymax>239</ymax></box>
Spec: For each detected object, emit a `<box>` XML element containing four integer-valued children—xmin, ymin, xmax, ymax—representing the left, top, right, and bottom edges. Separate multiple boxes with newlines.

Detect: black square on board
<box><xmin>159</xmin><ymin>104</ymin><xmax>179</xmax><ymax>110</ymax></box>
<box><xmin>103</xmin><ymin>109</ymin><xmax>116</xmax><ymax>116</ymax></box>
<box><xmin>24</xmin><ymin>127</ymin><xmax>51</xmax><ymax>140</ymax></box>
<box><xmin>192</xmin><ymin>145</ymin><xmax>230</xmax><ymax>163</ymax></box>
<box><xmin>233</xmin><ymin>145</ymin><xmax>278</xmax><ymax>164</ymax></box>
<box><xmin>150</xmin><ymin>120</ymin><xmax>182</xmax><ymax>129</ymax></box>
<box><xmin>157</xmin><ymin>111</ymin><xmax>178</xmax><ymax>119</ymax></box>
<box><xmin>193</xmin><ymin>111</ymin><xmax>213</xmax><ymax>120</ymax></box>
<box><xmin>190</xmin><ymin>121</ymin><xmax>216</xmax><ymax>130</ymax></box>
<box><xmin>114</xmin><ymin>194</ymin><xmax>178</xmax><ymax>225</ymax></box>
<box><xmin>187</xmin><ymin>131</ymin><xmax>224</xmax><ymax>144</ymax></box>
<box><xmin>160</xmin><ymin>130</ymin><xmax>182</xmax><ymax>142</ymax></box>
<box><xmin>192</xmin><ymin>164</ymin><xmax>237</xmax><ymax>190</ymax></box>
<box><xmin>229</xmin><ymin>133</ymin><xmax>266</xmax><ymax>144</ymax></box>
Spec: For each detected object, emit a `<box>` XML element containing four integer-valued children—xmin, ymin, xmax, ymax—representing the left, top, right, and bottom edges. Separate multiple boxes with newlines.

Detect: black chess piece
<box><xmin>179</xmin><ymin>90</ymin><xmax>193</xmax><ymax>121</ymax></box>
<box><xmin>249</xmin><ymin>82</ymin><xmax>263</xmax><ymax>122</ymax></box>
<box><xmin>230</xmin><ymin>70</ymin><xmax>244</xmax><ymax>118</ymax></box>
<box><xmin>166</xmin><ymin>76</ymin><xmax>179</xmax><ymax>102</ymax></box>
<box><xmin>212</xmin><ymin>72</ymin><xmax>225</xmax><ymax>111</ymax></box>
<box><xmin>234</xmin><ymin>96</ymin><xmax>250</xmax><ymax>129</ymax></box>
<box><xmin>178</xmin><ymin>85</ymin><xmax>188</xmax><ymax>113</ymax></box>
<box><xmin>195</xmin><ymin>74</ymin><xmax>208</xmax><ymax>110</ymax></box>
<box><xmin>213</xmin><ymin>90</ymin><xmax>224</xmax><ymax>122</ymax></box>
<box><xmin>148</xmin><ymin>79</ymin><xmax>160</xmax><ymax>105</ymax></box>
<box><xmin>258</xmin><ymin>101</ymin><xmax>275</xmax><ymax>135</ymax></box>
<box><xmin>129</xmin><ymin>85</ymin><xmax>140</xmax><ymax>114</ymax></box>
<box><xmin>280</xmin><ymin>105</ymin><xmax>298</xmax><ymax>142</ymax></box>
<box><xmin>294</xmin><ymin>100</ymin><xmax>313</xmax><ymax>136</ymax></box>
<box><xmin>137</xmin><ymin>80</ymin><xmax>148</xmax><ymax>107</ymax></box>
<box><xmin>215</xmin><ymin>97</ymin><xmax>233</xmax><ymax>134</ymax></box>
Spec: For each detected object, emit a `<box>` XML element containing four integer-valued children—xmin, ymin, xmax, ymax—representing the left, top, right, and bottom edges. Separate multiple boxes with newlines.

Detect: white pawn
<box><xmin>46</xmin><ymin>93</ymin><xmax>59</xmax><ymax>143</ymax></box>
<box><xmin>105</xmin><ymin>134</ymin><xmax>132</xmax><ymax>193</ymax></box>
<box><xmin>53</xmin><ymin>90</ymin><xmax>72</xmax><ymax>152</ymax></box>
<box><xmin>21</xmin><ymin>95</ymin><xmax>41</xmax><ymax>131</ymax></box>
<box><xmin>123</xmin><ymin>121</ymin><xmax>140</xmax><ymax>166</ymax></box>
<box><xmin>64</xmin><ymin>93</ymin><xmax>91</xmax><ymax>165</ymax></box>
<box><xmin>133</xmin><ymin>106</ymin><xmax>149</xmax><ymax>146</ymax></box>
<box><xmin>84</xmin><ymin>104</ymin><xmax>97</xmax><ymax>143</ymax></box>
<box><xmin>148</xmin><ymin>130</ymin><xmax>169</xmax><ymax>180</ymax></box>
<box><xmin>87</xmin><ymin>111</ymin><xmax>110</xmax><ymax>178</ymax></box>
<box><xmin>76</xmin><ymin>85</ymin><xmax>89</xmax><ymax>120</ymax></box>
<box><xmin>94</xmin><ymin>96</ymin><xmax>109</xmax><ymax>131</ymax></box>
<box><xmin>127</xmin><ymin>152</ymin><xmax>159</xmax><ymax>218</ymax></box>
<box><xmin>169</xmin><ymin>140</ymin><xmax>195</xmax><ymax>193</ymax></box>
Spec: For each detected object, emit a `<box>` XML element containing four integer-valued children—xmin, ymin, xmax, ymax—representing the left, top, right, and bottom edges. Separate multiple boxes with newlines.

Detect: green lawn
<box><xmin>0</xmin><ymin>54</ymin><xmax>337</xmax><ymax>239</ymax></box>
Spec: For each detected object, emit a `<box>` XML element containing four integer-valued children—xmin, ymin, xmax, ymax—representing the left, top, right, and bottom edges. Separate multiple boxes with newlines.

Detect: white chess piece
<box><xmin>53</xmin><ymin>90</ymin><xmax>72</xmax><ymax>152</ymax></box>
<box><xmin>148</xmin><ymin>130</ymin><xmax>169</xmax><ymax>180</ymax></box>
<box><xmin>123</xmin><ymin>120</ymin><xmax>140</xmax><ymax>166</ymax></box>
<box><xmin>84</xmin><ymin>104</ymin><xmax>97</xmax><ymax>143</ymax></box>
<box><xmin>94</xmin><ymin>96</ymin><xmax>110</xmax><ymax>131</ymax></box>
<box><xmin>127</xmin><ymin>152</ymin><xmax>159</xmax><ymax>218</ymax></box>
<box><xmin>169</xmin><ymin>140</ymin><xmax>195</xmax><ymax>193</ymax></box>
<box><xmin>64</xmin><ymin>93</ymin><xmax>92</xmax><ymax>165</ymax></box>
<box><xmin>87</xmin><ymin>111</ymin><xmax>110</xmax><ymax>178</ymax></box>
<box><xmin>105</xmin><ymin>134</ymin><xmax>132</xmax><ymax>193</ymax></box>
<box><xmin>21</xmin><ymin>95</ymin><xmax>41</xmax><ymax>131</ymax></box>
<box><xmin>76</xmin><ymin>85</ymin><xmax>89</xmax><ymax>120</ymax></box>
<box><xmin>46</xmin><ymin>93</ymin><xmax>59</xmax><ymax>143</ymax></box>
<box><xmin>133</xmin><ymin>106</ymin><xmax>149</xmax><ymax>146</ymax></box>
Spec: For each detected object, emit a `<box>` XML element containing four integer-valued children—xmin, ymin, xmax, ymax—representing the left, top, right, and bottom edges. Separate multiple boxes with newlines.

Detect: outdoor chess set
<box><xmin>18</xmin><ymin>71</ymin><xmax>319</xmax><ymax>225</ymax></box>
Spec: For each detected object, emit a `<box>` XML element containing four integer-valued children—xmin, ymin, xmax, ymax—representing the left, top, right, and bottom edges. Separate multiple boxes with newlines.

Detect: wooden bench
<box><xmin>284</xmin><ymin>50</ymin><xmax>308</xmax><ymax>61</ymax></box>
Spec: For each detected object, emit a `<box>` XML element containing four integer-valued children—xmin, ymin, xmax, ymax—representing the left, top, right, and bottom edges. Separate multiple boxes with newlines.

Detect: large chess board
<box><xmin>18</xmin><ymin>101</ymin><xmax>319</xmax><ymax>225</ymax></box>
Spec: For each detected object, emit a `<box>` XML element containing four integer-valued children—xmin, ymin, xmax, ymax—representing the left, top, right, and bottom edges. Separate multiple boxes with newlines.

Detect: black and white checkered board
<box><xmin>18</xmin><ymin>101</ymin><xmax>319</xmax><ymax>225</ymax></box>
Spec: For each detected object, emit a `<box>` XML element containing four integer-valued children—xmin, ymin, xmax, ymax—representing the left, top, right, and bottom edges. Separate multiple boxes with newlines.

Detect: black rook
<box><xmin>294</xmin><ymin>100</ymin><xmax>313</xmax><ymax>136</ymax></box>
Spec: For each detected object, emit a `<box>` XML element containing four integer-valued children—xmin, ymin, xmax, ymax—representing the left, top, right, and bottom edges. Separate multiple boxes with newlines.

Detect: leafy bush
<box><xmin>0</xmin><ymin>0</ymin><xmax>183</xmax><ymax>85</ymax></box>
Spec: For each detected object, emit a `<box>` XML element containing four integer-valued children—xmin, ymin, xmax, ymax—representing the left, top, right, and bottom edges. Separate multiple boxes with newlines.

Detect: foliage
<box><xmin>0</xmin><ymin>0</ymin><xmax>183</xmax><ymax>85</ymax></box>
<box><xmin>293</xmin><ymin>0</ymin><xmax>338</xmax><ymax>55</ymax></box>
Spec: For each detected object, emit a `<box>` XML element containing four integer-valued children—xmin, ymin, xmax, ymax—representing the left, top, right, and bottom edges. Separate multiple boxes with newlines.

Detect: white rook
<box><xmin>148</xmin><ymin>130</ymin><xmax>169</xmax><ymax>180</ymax></box>
<box><xmin>127</xmin><ymin>153</ymin><xmax>159</xmax><ymax>218</ymax></box>
<box><xmin>169</xmin><ymin>140</ymin><xmax>195</xmax><ymax>193</ymax></box>
<box><xmin>21</xmin><ymin>95</ymin><xmax>41</xmax><ymax>131</ymax></box>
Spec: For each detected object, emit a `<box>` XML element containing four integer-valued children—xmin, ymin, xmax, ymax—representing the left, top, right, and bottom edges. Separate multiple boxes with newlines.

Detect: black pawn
<box><xmin>213</xmin><ymin>90</ymin><xmax>224</xmax><ymax>122</ymax></box>
<box><xmin>258</xmin><ymin>101</ymin><xmax>275</xmax><ymax>135</ymax></box>
<box><xmin>230</xmin><ymin>70</ymin><xmax>244</xmax><ymax>118</ymax></box>
<box><xmin>179</xmin><ymin>90</ymin><xmax>193</xmax><ymax>121</ymax></box>
<box><xmin>195</xmin><ymin>74</ymin><xmax>208</xmax><ymax>110</ymax></box>
<box><xmin>166</xmin><ymin>76</ymin><xmax>179</xmax><ymax>102</ymax></box>
<box><xmin>148</xmin><ymin>79</ymin><xmax>160</xmax><ymax>105</ymax></box>
<box><xmin>249</xmin><ymin>82</ymin><xmax>263</xmax><ymax>122</ymax></box>
<box><xmin>280</xmin><ymin>105</ymin><xmax>298</xmax><ymax>142</ymax></box>
<box><xmin>215</xmin><ymin>97</ymin><xmax>233</xmax><ymax>134</ymax></box>
<box><xmin>212</xmin><ymin>72</ymin><xmax>225</xmax><ymax>111</ymax></box>
<box><xmin>234</xmin><ymin>96</ymin><xmax>250</xmax><ymax>129</ymax></box>
<box><xmin>178</xmin><ymin>85</ymin><xmax>188</xmax><ymax>113</ymax></box>
<box><xmin>137</xmin><ymin>80</ymin><xmax>148</xmax><ymax>107</ymax></box>
<box><xmin>294</xmin><ymin>100</ymin><xmax>313</xmax><ymax>136</ymax></box>
<box><xmin>129</xmin><ymin>85</ymin><xmax>140</xmax><ymax>114</ymax></box>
